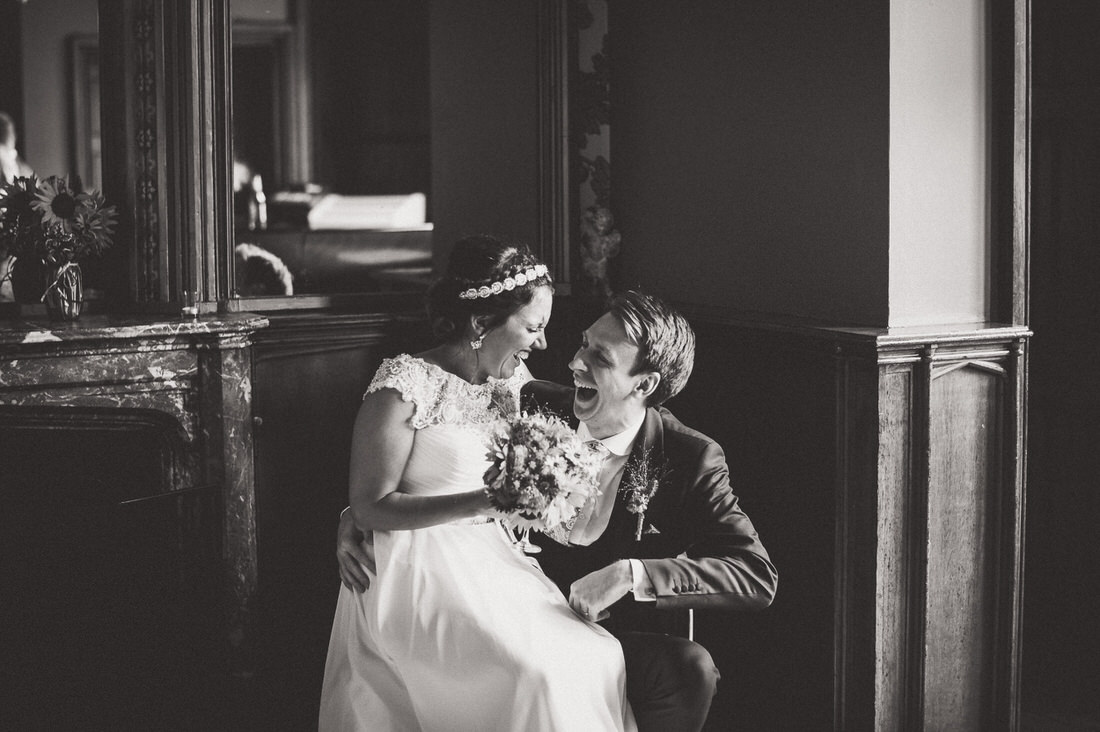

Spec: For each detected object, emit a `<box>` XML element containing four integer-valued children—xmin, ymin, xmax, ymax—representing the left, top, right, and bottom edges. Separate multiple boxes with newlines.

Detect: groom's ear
<box><xmin>633</xmin><ymin>372</ymin><xmax>661</xmax><ymax>401</ymax></box>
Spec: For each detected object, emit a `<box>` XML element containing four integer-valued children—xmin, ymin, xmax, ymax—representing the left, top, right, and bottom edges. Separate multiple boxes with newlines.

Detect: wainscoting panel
<box><xmin>838</xmin><ymin>327</ymin><xmax>1029</xmax><ymax>732</ymax></box>
<box><xmin>924</xmin><ymin>363</ymin><xmax>1003</xmax><ymax>728</ymax></box>
<box><xmin>671</xmin><ymin>307</ymin><xmax>1029</xmax><ymax>731</ymax></box>
<box><xmin>875</xmin><ymin>364</ymin><xmax>915</xmax><ymax>731</ymax></box>
<box><xmin>247</xmin><ymin>310</ymin><xmax>426</xmax><ymax>729</ymax></box>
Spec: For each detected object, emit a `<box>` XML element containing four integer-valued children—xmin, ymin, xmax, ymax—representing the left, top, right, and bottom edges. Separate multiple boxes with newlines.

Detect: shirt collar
<box><xmin>576</xmin><ymin>410</ymin><xmax>646</xmax><ymax>458</ymax></box>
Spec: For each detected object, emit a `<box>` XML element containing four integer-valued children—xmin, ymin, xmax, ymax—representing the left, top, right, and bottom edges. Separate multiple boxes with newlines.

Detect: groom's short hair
<box><xmin>607</xmin><ymin>290</ymin><xmax>695</xmax><ymax>406</ymax></box>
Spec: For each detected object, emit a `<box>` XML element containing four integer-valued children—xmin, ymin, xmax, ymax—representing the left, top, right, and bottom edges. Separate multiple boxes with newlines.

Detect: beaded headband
<box><xmin>458</xmin><ymin>264</ymin><xmax>550</xmax><ymax>300</ymax></box>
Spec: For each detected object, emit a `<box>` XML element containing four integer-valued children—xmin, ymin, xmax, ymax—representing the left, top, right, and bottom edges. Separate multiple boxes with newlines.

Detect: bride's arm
<box><xmin>349</xmin><ymin>388</ymin><xmax>491</xmax><ymax>531</ymax></box>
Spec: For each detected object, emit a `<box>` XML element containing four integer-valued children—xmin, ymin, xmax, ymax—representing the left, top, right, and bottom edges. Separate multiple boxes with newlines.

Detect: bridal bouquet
<box><xmin>483</xmin><ymin>410</ymin><xmax>602</xmax><ymax>532</ymax></box>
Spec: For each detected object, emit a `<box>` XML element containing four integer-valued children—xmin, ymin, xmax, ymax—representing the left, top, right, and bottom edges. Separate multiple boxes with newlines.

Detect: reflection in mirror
<box><xmin>230</xmin><ymin>0</ymin><xmax>433</xmax><ymax>300</ymax></box>
<box><xmin>0</xmin><ymin>0</ymin><xmax>98</xmax><ymax>187</ymax></box>
<box><xmin>0</xmin><ymin>0</ymin><xmax>99</xmax><ymax>306</ymax></box>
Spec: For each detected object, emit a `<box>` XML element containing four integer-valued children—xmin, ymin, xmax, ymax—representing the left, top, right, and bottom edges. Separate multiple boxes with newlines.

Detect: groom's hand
<box><xmin>568</xmin><ymin>560</ymin><xmax>633</xmax><ymax>622</ymax></box>
<box><xmin>337</xmin><ymin>507</ymin><xmax>375</xmax><ymax>592</ymax></box>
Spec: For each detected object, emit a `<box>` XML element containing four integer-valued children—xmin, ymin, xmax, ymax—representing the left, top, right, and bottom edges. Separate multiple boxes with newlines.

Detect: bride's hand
<box><xmin>483</xmin><ymin>462</ymin><xmax>502</xmax><ymax>487</ymax></box>
<box><xmin>337</xmin><ymin>507</ymin><xmax>375</xmax><ymax>592</ymax></box>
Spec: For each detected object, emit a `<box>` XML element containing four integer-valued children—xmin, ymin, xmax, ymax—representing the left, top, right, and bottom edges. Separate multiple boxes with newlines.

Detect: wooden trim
<box><xmin>832</xmin><ymin>346</ymin><xmax>849</xmax><ymax>730</ymax></box>
<box><xmin>287</xmin><ymin>0</ymin><xmax>312</xmax><ymax>184</ymax></box>
<box><xmin>905</xmin><ymin>347</ymin><xmax>933</xmax><ymax>730</ymax></box>
<box><xmin>98</xmin><ymin>0</ymin><xmax>163</xmax><ymax>303</ymax></box>
<box><xmin>1012</xmin><ymin>0</ymin><xmax>1031</xmax><ymax>326</ymax></box>
<box><xmin>252</xmin><ymin>311</ymin><xmax>406</xmax><ymax>357</ymax></box>
<box><xmin>537</xmin><ymin>0</ymin><xmax>571</xmax><ymax>285</ymax></box>
<box><xmin>68</xmin><ymin>34</ymin><xmax>101</xmax><ymax>190</ymax></box>
<box><xmin>222</xmin><ymin>290</ymin><xmax>424</xmax><ymax>313</ymax></box>
<box><xmin>162</xmin><ymin>0</ymin><xmax>232</xmax><ymax>307</ymax></box>
<box><xmin>990</xmin><ymin>0</ymin><xmax>1030</xmax><ymax>326</ymax></box>
<box><xmin>995</xmin><ymin>337</ymin><xmax>1027</xmax><ymax>730</ymax></box>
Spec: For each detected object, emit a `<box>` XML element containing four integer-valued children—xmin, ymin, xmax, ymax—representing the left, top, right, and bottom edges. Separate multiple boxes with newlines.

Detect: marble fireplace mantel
<box><xmin>0</xmin><ymin>312</ymin><xmax>269</xmax><ymax>673</ymax></box>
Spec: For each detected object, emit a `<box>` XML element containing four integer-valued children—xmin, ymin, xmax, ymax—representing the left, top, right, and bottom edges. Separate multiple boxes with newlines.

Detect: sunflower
<box><xmin>31</xmin><ymin>176</ymin><xmax>86</xmax><ymax>233</ymax></box>
<box><xmin>1</xmin><ymin>175</ymin><xmax>116</xmax><ymax>266</ymax></box>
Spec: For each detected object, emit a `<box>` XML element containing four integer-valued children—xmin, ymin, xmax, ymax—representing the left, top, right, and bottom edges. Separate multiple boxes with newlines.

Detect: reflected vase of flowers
<box><xmin>0</xmin><ymin>174</ymin><xmax>116</xmax><ymax>319</ymax></box>
<box><xmin>43</xmin><ymin>261</ymin><xmax>84</xmax><ymax>320</ymax></box>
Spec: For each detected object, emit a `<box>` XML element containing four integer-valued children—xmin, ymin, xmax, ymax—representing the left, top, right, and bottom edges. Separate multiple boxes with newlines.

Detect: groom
<box><xmin>336</xmin><ymin>290</ymin><xmax>777</xmax><ymax>731</ymax></box>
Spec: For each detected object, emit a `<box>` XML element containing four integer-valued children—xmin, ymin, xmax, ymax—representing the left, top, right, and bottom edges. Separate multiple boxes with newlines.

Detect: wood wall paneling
<box><xmin>924</xmin><ymin>362</ymin><xmax>1003</xmax><ymax>728</ymax></box>
<box><xmin>874</xmin><ymin>364</ymin><xmax>914</xmax><ymax>731</ymax></box>
<box><xmin>247</xmin><ymin>311</ymin><xmax>424</xmax><ymax>727</ymax></box>
<box><xmin>833</xmin><ymin>327</ymin><xmax>1028</xmax><ymax>731</ymax></box>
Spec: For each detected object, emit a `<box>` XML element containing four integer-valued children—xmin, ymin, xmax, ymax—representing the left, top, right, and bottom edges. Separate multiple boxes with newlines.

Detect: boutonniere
<box><xmin>620</xmin><ymin>446</ymin><xmax>668</xmax><ymax>541</ymax></box>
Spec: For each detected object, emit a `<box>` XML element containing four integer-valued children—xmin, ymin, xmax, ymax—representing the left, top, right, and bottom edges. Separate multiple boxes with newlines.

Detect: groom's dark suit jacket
<box><xmin>521</xmin><ymin>380</ymin><xmax>778</xmax><ymax>636</ymax></box>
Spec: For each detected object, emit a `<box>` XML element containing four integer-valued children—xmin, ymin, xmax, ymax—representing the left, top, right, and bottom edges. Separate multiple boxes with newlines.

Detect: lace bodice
<box><xmin>365</xmin><ymin>353</ymin><xmax>530</xmax><ymax>429</ymax></box>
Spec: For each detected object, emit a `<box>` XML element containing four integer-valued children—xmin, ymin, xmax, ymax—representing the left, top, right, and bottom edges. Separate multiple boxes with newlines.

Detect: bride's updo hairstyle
<box><xmin>427</xmin><ymin>234</ymin><xmax>554</xmax><ymax>343</ymax></box>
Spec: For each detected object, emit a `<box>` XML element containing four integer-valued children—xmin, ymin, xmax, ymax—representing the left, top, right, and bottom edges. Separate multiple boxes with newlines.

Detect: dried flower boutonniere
<box><xmin>620</xmin><ymin>446</ymin><xmax>667</xmax><ymax>541</ymax></box>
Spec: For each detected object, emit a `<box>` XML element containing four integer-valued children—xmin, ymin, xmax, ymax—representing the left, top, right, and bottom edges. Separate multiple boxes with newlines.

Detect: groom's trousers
<box><xmin>618</xmin><ymin>631</ymin><xmax>721</xmax><ymax>732</ymax></box>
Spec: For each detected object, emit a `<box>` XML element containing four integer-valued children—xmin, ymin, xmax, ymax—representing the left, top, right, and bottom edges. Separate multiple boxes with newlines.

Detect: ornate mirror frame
<box><xmin>98</xmin><ymin>0</ymin><xmax>593</xmax><ymax>314</ymax></box>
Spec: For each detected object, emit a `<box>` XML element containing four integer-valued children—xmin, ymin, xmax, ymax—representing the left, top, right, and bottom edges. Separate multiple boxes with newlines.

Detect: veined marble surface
<box><xmin>0</xmin><ymin>312</ymin><xmax>269</xmax><ymax>346</ymax></box>
<box><xmin>1</xmin><ymin>310</ymin><xmax>267</xmax><ymax>665</ymax></box>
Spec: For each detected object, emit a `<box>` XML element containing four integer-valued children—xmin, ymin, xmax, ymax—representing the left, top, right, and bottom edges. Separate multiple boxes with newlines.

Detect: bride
<box><xmin>318</xmin><ymin>235</ymin><xmax>636</xmax><ymax>731</ymax></box>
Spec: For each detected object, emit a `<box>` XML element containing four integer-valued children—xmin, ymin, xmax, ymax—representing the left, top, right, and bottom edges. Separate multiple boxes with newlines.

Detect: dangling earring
<box><xmin>470</xmin><ymin>334</ymin><xmax>484</xmax><ymax>350</ymax></box>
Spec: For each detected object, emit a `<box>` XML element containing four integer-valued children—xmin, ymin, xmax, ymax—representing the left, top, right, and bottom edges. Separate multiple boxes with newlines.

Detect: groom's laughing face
<box><xmin>568</xmin><ymin>312</ymin><xmax>651</xmax><ymax>439</ymax></box>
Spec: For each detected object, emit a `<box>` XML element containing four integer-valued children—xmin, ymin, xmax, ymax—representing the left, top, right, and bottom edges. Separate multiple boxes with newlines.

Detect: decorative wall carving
<box><xmin>133</xmin><ymin>0</ymin><xmax>160</xmax><ymax>301</ymax></box>
<box><xmin>571</xmin><ymin>0</ymin><xmax>620</xmax><ymax>296</ymax></box>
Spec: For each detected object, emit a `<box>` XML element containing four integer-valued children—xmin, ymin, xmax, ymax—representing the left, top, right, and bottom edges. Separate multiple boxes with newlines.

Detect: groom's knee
<box><xmin>621</xmin><ymin>633</ymin><xmax>720</xmax><ymax>696</ymax></box>
<box><xmin>620</xmin><ymin>633</ymin><xmax>720</xmax><ymax>732</ymax></box>
<box><xmin>669</xmin><ymin>637</ymin><xmax>720</xmax><ymax>702</ymax></box>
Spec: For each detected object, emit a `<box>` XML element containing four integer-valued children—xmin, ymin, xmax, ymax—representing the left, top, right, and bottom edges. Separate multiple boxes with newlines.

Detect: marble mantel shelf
<box><xmin>0</xmin><ymin>312</ymin><xmax>269</xmax><ymax>346</ymax></box>
<box><xmin>0</xmin><ymin>311</ymin><xmax>269</xmax><ymax>673</ymax></box>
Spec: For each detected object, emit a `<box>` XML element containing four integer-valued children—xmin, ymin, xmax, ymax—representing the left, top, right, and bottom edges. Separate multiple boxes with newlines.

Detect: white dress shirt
<box><xmin>572</xmin><ymin>415</ymin><xmax>656</xmax><ymax>601</ymax></box>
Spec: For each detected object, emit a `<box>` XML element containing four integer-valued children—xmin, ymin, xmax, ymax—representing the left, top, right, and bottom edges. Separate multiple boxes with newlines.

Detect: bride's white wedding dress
<box><xmin>319</xmin><ymin>355</ymin><xmax>636</xmax><ymax>731</ymax></box>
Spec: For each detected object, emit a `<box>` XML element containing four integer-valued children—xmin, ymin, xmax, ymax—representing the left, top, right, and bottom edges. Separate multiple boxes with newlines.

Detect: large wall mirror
<box><xmin>0</xmin><ymin>0</ymin><xmax>102</xmax><ymax>306</ymax></box>
<box><xmin>228</xmin><ymin>0</ymin><xmax>569</xmax><ymax>308</ymax></box>
<box><xmin>230</xmin><ymin>0</ymin><xmax>435</xmax><ymax>301</ymax></box>
<box><xmin>3</xmin><ymin>0</ymin><xmax>571</xmax><ymax>311</ymax></box>
<box><xmin>0</xmin><ymin>0</ymin><xmax>99</xmax><ymax>190</ymax></box>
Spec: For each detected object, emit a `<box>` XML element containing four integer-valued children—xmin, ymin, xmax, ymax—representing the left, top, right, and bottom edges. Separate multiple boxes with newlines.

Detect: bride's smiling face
<box><xmin>479</xmin><ymin>285</ymin><xmax>553</xmax><ymax>378</ymax></box>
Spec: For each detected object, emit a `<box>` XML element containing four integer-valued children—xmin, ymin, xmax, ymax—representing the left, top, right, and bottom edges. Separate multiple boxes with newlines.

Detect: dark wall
<box><xmin>676</xmin><ymin>320</ymin><xmax>837</xmax><ymax>729</ymax></box>
<box><xmin>429</xmin><ymin>0</ymin><xmax>541</xmax><ymax>269</ymax></box>
<box><xmin>607</xmin><ymin>1</ymin><xmax>891</xmax><ymax>326</ymax></box>
<box><xmin>0</xmin><ymin>0</ymin><xmax>23</xmax><ymax>130</ymax></box>
<box><xmin>310</xmin><ymin>0</ymin><xmax>431</xmax><ymax>196</ymax></box>
<box><xmin>1023</xmin><ymin>0</ymin><xmax>1100</xmax><ymax>720</ymax></box>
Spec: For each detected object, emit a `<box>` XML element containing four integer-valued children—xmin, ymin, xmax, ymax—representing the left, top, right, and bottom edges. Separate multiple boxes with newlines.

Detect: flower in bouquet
<box><xmin>484</xmin><ymin>410</ymin><xmax>603</xmax><ymax>532</ymax></box>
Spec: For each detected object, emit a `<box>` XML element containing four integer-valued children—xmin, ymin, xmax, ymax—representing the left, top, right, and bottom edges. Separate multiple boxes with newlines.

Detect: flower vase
<box><xmin>9</xmin><ymin>255</ymin><xmax>49</xmax><ymax>304</ymax></box>
<box><xmin>43</xmin><ymin>262</ymin><xmax>84</xmax><ymax>321</ymax></box>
